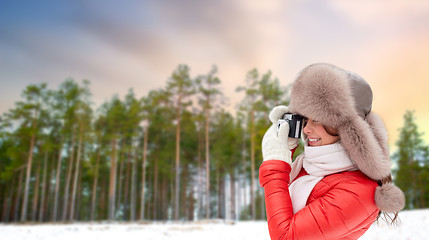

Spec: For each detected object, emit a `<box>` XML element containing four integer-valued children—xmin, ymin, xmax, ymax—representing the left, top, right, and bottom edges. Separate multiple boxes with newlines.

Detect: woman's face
<box><xmin>303</xmin><ymin>118</ymin><xmax>339</xmax><ymax>147</ymax></box>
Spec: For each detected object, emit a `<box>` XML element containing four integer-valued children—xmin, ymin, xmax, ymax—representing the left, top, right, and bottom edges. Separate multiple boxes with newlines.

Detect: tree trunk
<box><xmin>174</xmin><ymin>95</ymin><xmax>182</xmax><ymax>220</ymax></box>
<box><xmin>70</xmin><ymin>127</ymin><xmax>83</xmax><ymax>221</ymax></box>
<box><xmin>2</xmin><ymin>173</ymin><xmax>16</xmax><ymax>222</ymax></box>
<box><xmin>14</xmin><ymin>167</ymin><xmax>25</xmax><ymax>222</ymax></box>
<box><xmin>52</xmin><ymin>136</ymin><xmax>64</xmax><ymax>221</ymax></box>
<box><xmin>197</xmin><ymin>124</ymin><xmax>203</xmax><ymax>220</ymax></box>
<box><xmin>21</xmin><ymin>110</ymin><xmax>38</xmax><ymax>222</ymax></box>
<box><xmin>236</xmin><ymin>169</ymin><xmax>241</xmax><ymax>221</ymax></box>
<box><xmin>250</xmin><ymin>107</ymin><xmax>256</xmax><ymax>220</ymax></box>
<box><xmin>170</xmin><ymin>174</ymin><xmax>175</xmax><ymax>221</ymax></box>
<box><xmin>130</xmin><ymin>143</ymin><xmax>137</xmax><ymax>221</ymax></box>
<box><xmin>0</xmin><ymin>186</ymin><xmax>3</xmax><ymax>222</ymax></box>
<box><xmin>31</xmin><ymin>160</ymin><xmax>41</xmax><ymax>221</ymax></box>
<box><xmin>91</xmin><ymin>144</ymin><xmax>101</xmax><ymax>221</ymax></box>
<box><xmin>241</xmin><ymin>135</ymin><xmax>247</xmax><ymax>220</ymax></box>
<box><xmin>140</xmin><ymin>126</ymin><xmax>148</xmax><ymax>220</ymax></box>
<box><xmin>122</xmin><ymin>150</ymin><xmax>131</xmax><ymax>220</ymax></box>
<box><xmin>230</xmin><ymin>171</ymin><xmax>236</xmax><ymax>221</ymax></box>
<box><xmin>38</xmin><ymin>151</ymin><xmax>48</xmax><ymax>222</ymax></box>
<box><xmin>260</xmin><ymin>188</ymin><xmax>265</xmax><ymax>220</ymax></box>
<box><xmin>108</xmin><ymin>138</ymin><xmax>118</xmax><ymax>221</ymax></box>
<box><xmin>216</xmin><ymin>165</ymin><xmax>220</xmax><ymax>218</ymax></box>
<box><xmin>75</xmin><ymin>163</ymin><xmax>83</xmax><ymax>221</ymax></box>
<box><xmin>418</xmin><ymin>172</ymin><xmax>425</xmax><ymax>208</ymax></box>
<box><xmin>181</xmin><ymin>163</ymin><xmax>188</xmax><ymax>220</ymax></box>
<box><xmin>116</xmin><ymin>150</ymin><xmax>125</xmax><ymax>218</ymax></box>
<box><xmin>153</xmin><ymin>157</ymin><xmax>158</xmax><ymax>220</ymax></box>
<box><xmin>0</xmin><ymin>185</ymin><xmax>3</xmax><ymax>221</ymax></box>
<box><xmin>205</xmin><ymin>107</ymin><xmax>211</xmax><ymax>219</ymax></box>
<box><xmin>188</xmin><ymin>187</ymin><xmax>195</xmax><ymax>221</ymax></box>
<box><xmin>99</xmin><ymin>177</ymin><xmax>107</xmax><ymax>220</ymax></box>
<box><xmin>161</xmin><ymin>175</ymin><xmax>167</xmax><ymax>220</ymax></box>
<box><xmin>46</xmin><ymin>154</ymin><xmax>56</xmax><ymax>221</ymax></box>
<box><xmin>62</xmin><ymin>128</ymin><xmax>76</xmax><ymax>221</ymax></box>
<box><xmin>2</xmin><ymin>184</ymin><xmax>9</xmax><ymax>222</ymax></box>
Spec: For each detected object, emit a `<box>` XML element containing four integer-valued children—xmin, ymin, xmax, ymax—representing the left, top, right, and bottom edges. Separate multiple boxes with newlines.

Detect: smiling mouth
<box><xmin>308</xmin><ymin>138</ymin><xmax>321</xmax><ymax>142</ymax></box>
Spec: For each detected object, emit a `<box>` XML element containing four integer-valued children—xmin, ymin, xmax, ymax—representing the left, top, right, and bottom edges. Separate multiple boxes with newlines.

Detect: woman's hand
<box><xmin>262</xmin><ymin>121</ymin><xmax>293</xmax><ymax>163</ymax></box>
<box><xmin>262</xmin><ymin>106</ymin><xmax>299</xmax><ymax>164</ymax></box>
<box><xmin>269</xmin><ymin>105</ymin><xmax>299</xmax><ymax>149</ymax></box>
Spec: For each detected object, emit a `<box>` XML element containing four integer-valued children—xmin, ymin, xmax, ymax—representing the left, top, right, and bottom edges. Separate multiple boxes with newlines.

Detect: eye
<box><xmin>303</xmin><ymin>118</ymin><xmax>309</xmax><ymax>127</ymax></box>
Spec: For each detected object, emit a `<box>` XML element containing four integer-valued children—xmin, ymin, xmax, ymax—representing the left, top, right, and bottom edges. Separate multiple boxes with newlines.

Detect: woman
<box><xmin>259</xmin><ymin>63</ymin><xmax>405</xmax><ymax>240</ymax></box>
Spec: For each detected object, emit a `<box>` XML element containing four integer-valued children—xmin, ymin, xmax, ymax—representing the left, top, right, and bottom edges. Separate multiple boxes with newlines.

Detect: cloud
<box><xmin>328</xmin><ymin>0</ymin><xmax>429</xmax><ymax>29</ymax></box>
<box><xmin>2</xmin><ymin>0</ymin><xmax>429</xmax><ymax>149</ymax></box>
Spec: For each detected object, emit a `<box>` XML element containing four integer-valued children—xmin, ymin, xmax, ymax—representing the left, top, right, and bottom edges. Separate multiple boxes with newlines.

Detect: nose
<box><xmin>303</xmin><ymin>120</ymin><xmax>313</xmax><ymax>135</ymax></box>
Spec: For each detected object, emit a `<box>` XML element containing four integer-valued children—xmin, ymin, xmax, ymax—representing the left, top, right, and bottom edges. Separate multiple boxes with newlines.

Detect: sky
<box><xmin>1</xmin><ymin>0</ymin><xmax>429</xmax><ymax>149</ymax></box>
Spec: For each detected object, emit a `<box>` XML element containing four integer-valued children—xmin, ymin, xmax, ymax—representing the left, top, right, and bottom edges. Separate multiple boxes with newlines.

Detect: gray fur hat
<box><xmin>289</xmin><ymin>63</ymin><xmax>405</xmax><ymax>213</ymax></box>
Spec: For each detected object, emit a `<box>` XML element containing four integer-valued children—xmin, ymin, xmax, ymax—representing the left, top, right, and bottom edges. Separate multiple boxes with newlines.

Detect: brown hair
<box><xmin>324</xmin><ymin>125</ymin><xmax>339</xmax><ymax>137</ymax></box>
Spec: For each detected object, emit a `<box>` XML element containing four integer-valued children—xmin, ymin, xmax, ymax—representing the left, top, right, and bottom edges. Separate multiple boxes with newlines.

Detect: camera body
<box><xmin>282</xmin><ymin>113</ymin><xmax>304</xmax><ymax>138</ymax></box>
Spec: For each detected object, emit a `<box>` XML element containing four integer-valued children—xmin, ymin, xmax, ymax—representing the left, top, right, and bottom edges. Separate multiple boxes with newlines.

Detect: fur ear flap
<box><xmin>375</xmin><ymin>183</ymin><xmax>405</xmax><ymax>212</ymax></box>
<box><xmin>366</xmin><ymin>112</ymin><xmax>390</xmax><ymax>158</ymax></box>
<box><xmin>338</xmin><ymin>117</ymin><xmax>391</xmax><ymax>180</ymax></box>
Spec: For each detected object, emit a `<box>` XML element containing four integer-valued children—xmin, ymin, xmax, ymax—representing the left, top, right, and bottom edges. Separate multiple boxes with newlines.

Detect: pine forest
<box><xmin>0</xmin><ymin>64</ymin><xmax>427</xmax><ymax>223</ymax></box>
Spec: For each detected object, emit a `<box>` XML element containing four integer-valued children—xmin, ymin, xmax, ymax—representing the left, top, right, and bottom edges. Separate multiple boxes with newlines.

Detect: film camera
<box><xmin>281</xmin><ymin>113</ymin><xmax>305</xmax><ymax>138</ymax></box>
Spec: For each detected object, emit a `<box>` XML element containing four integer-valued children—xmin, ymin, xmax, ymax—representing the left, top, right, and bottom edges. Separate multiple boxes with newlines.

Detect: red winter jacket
<box><xmin>259</xmin><ymin>160</ymin><xmax>379</xmax><ymax>240</ymax></box>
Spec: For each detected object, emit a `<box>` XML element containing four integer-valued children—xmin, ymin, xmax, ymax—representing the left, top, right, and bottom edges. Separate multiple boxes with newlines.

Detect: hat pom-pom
<box><xmin>375</xmin><ymin>183</ymin><xmax>405</xmax><ymax>212</ymax></box>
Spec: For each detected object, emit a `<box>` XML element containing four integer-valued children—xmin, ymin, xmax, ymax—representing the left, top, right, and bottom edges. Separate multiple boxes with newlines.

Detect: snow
<box><xmin>0</xmin><ymin>209</ymin><xmax>428</xmax><ymax>240</ymax></box>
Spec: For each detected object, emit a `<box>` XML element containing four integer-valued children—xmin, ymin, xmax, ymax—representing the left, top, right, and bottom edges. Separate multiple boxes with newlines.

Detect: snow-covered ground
<box><xmin>1</xmin><ymin>209</ymin><xmax>427</xmax><ymax>240</ymax></box>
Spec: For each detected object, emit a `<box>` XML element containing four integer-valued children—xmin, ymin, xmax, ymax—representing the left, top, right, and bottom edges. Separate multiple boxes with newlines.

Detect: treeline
<box><xmin>0</xmin><ymin>64</ymin><xmax>292</xmax><ymax>223</ymax></box>
<box><xmin>1</xmin><ymin>64</ymin><xmax>427</xmax><ymax>224</ymax></box>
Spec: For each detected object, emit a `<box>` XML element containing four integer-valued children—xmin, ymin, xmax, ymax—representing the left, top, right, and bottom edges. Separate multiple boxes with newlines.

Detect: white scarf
<box><xmin>288</xmin><ymin>142</ymin><xmax>357</xmax><ymax>214</ymax></box>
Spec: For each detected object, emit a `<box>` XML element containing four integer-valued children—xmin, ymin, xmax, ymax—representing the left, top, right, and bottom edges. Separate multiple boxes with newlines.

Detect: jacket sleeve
<box><xmin>259</xmin><ymin>160</ymin><xmax>379</xmax><ymax>240</ymax></box>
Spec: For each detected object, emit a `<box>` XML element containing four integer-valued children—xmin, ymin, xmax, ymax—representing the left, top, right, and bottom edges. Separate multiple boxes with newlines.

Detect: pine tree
<box><xmin>236</xmin><ymin>69</ymin><xmax>289</xmax><ymax>219</ymax></box>
<box><xmin>195</xmin><ymin>65</ymin><xmax>225</xmax><ymax>219</ymax></box>
<box><xmin>394</xmin><ymin>110</ymin><xmax>429</xmax><ymax>209</ymax></box>
<box><xmin>166</xmin><ymin>64</ymin><xmax>195</xmax><ymax>220</ymax></box>
<box><xmin>104</xmin><ymin>96</ymin><xmax>127</xmax><ymax>220</ymax></box>
<box><xmin>3</xmin><ymin>83</ymin><xmax>50</xmax><ymax>222</ymax></box>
